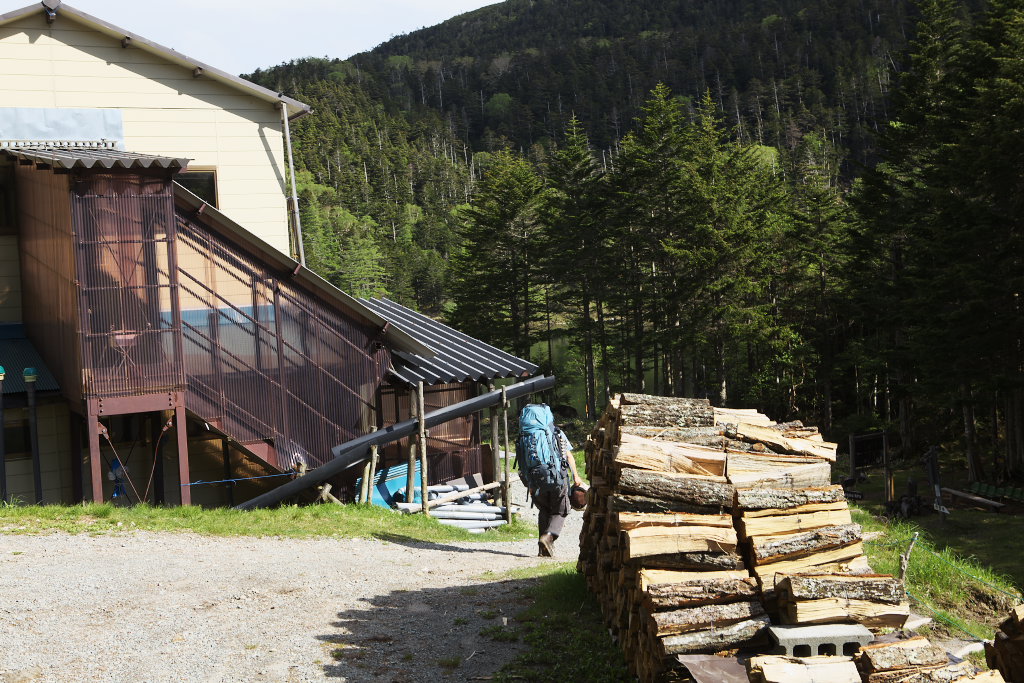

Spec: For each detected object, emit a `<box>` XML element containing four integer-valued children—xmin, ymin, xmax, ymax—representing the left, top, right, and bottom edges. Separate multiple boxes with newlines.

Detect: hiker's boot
<box><xmin>538</xmin><ymin>533</ymin><xmax>555</xmax><ymax>557</ymax></box>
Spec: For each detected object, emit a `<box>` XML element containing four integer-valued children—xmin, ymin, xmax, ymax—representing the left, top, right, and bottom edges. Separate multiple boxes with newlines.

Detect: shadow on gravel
<box><xmin>371</xmin><ymin>532</ymin><xmax>533</xmax><ymax>558</ymax></box>
<box><xmin>316</xmin><ymin>576</ymin><xmax>533</xmax><ymax>682</ymax></box>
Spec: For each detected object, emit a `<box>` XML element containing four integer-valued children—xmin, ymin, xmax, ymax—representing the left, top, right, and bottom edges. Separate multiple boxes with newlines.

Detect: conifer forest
<box><xmin>247</xmin><ymin>0</ymin><xmax>1024</xmax><ymax>479</ymax></box>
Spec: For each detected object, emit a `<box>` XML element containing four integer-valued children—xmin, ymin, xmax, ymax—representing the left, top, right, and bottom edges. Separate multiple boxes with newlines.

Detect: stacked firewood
<box><xmin>858</xmin><ymin>637</ymin><xmax>1003</xmax><ymax>682</ymax></box>
<box><xmin>775</xmin><ymin>573</ymin><xmax>910</xmax><ymax>628</ymax></box>
<box><xmin>578</xmin><ymin>394</ymin><xmax>768</xmax><ymax>681</ymax></box>
<box><xmin>986</xmin><ymin>604</ymin><xmax>1024</xmax><ymax>681</ymax></box>
<box><xmin>747</xmin><ymin>654</ymin><xmax>861</xmax><ymax>682</ymax></box>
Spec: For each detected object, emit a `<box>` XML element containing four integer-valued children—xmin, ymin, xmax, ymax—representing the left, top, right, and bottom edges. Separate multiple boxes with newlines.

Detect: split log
<box><xmin>658</xmin><ymin>614</ymin><xmax>770</xmax><ymax>656</ymax></box>
<box><xmin>624</xmin><ymin>525</ymin><xmax>737</xmax><ymax>559</ymax></box>
<box><xmin>610</xmin><ymin>494</ymin><xmax>724</xmax><ymax>515</ymax></box>
<box><xmin>777</xmin><ymin>573</ymin><xmax>904</xmax><ymax>604</ymax></box>
<box><xmin>617</xmin><ymin>469</ymin><xmax>734</xmax><ymax>507</ymax></box>
<box><xmin>735</xmin><ymin>484</ymin><xmax>847</xmax><ymax>511</ymax></box>
<box><xmin>751</xmin><ymin>524</ymin><xmax>863</xmax><ymax>564</ymax></box>
<box><xmin>743</xmin><ymin>501</ymin><xmax>850</xmax><ymax>518</ymax></box>
<box><xmin>739</xmin><ymin>508</ymin><xmax>853</xmax><ymax>537</ymax></box>
<box><xmin>618</xmin><ymin>402</ymin><xmax>715</xmax><ymax>430</ymax></box>
<box><xmin>638</xmin><ymin>568</ymin><xmax>750</xmax><ymax>591</ymax></box>
<box><xmin>784</xmin><ymin>597</ymin><xmax>910</xmax><ymax>627</ymax></box>
<box><xmin>733</xmin><ymin>423</ymin><xmax>837</xmax><ymax>461</ymax></box>
<box><xmin>649</xmin><ymin>600</ymin><xmax>765</xmax><ymax>636</ymax></box>
<box><xmin>617</xmin><ymin>433</ymin><xmax>726</xmax><ymax>475</ymax></box>
<box><xmin>863</xmin><ymin>661</ymin><xmax>976</xmax><ymax>683</ymax></box>
<box><xmin>615</xmin><ymin>511</ymin><xmax>733</xmax><ymax>530</ymax></box>
<box><xmin>643</xmin><ymin>577</ymin><xmax>758</xmax><ymax>610</ymax></box>
<box><xmin>748</xmin><ymin>655</ymin><xmax>860</xmax><ymax>683</ymax></box>
<box><xmin>634</xmin><ymin>551</ymin><xmax>746</xmax><ymax>572</ymax></box>
<box><xmin>752</xmin><ymin>542</ymin><xmax>865</xmax><ymax>586</ymax></box>
<box><xmin>714</xmin><ymin>407</ymin><xmax>775</xmax><ymax>427</ymax></box>
<box><xmin>728</xmin><ymin>462</ymin><xmax>832</xmax><ymax>489</ymax></box>
<box><xmin>857</xmin><ymin>636</ymin><xmax>948</xmax><ymax>672</ymax></box>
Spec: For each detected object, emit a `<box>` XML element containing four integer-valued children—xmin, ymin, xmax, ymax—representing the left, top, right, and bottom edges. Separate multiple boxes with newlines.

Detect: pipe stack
<box><xmin>395</xmin><ymin>484</ymin><xmax>514</xmax><ymax>533</ymax></box>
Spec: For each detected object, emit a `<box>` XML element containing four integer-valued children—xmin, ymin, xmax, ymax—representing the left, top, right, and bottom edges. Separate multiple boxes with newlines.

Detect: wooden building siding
<box><xmin>0</xmin><ymin>235</ymin><xmax>22</xmax><ymax>322</ymax></box>
<box><xmin>0</xmin><ymin>12</ymin><xmax>291</xmax><ymax>254</ymax></box>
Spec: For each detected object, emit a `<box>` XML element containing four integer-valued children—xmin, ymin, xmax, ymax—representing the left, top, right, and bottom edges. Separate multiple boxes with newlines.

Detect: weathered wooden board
<box><xmin>750</xmin><ymin>524</ymin><xmax>863</xmax><ymax>564</ymax></box>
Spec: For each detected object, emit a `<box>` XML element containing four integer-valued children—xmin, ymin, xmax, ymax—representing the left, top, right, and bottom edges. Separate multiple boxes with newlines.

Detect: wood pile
<box><xmin>857</xmin><ymin>637</ymin><xmax>1002</xmax><ymax>682</ymax></box>
<box><xmin>986</xmin><ymin>604</ymin><xmax>1024</xmax><ymax>681</ymax></box>
<box><xmin>579</xmin><ymin>394</ymin><xmax>767</xmax><ymax>681</ymax></box>
<box><xmin>776</xmin><ymin>573</ymin><xmax>910</xmax><ymax>628</ymax></box>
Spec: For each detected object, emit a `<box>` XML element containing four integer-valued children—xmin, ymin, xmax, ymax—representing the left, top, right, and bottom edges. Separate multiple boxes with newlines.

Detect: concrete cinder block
<box><xmin>768</xmin><ymin>624</ymin><xmax>874</xmax><ymax>657</ymax></box>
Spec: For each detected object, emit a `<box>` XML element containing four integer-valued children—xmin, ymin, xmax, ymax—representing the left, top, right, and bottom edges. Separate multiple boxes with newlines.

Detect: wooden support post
<box><xmin>406</xmin><ymin>388</ymin><xmax>417</xmax><ymax>505</ymax></box>
<box><xmin>222</xmin><ymin>438</ymin><xmax>234</xmax><ymax>508</ymax></box>
<box><xmin>360</xmin><ymin>460</ymin><xmax>372</xmax><ymax>503</ymax></box>
<box><xmin>88</xmin><ymin>416</ymin><xmax>103</xmax><ymax>503</ymax></box>
<box><xmin>502</xmin><ymin>386</ymin><xmax>511</xmax><ymax>523</ymax></box>
<box><xmin>175</xmin><ymin>405</ymin><xmax>191</xmax><ymax>506</ymax></box>
<box><xmin>418</xmin><ymin>381</ymin><xmax>428</xmax><ymax>514</ymax></box>
<box><xmin>488</xmin><ymin>382</ymin><xmax>499</xmax><ymax>484</ymax></box>
<box><xmin>365</xmin><ymin>434</ymin><xmax>379</xmax><ymax>505</ymax></box>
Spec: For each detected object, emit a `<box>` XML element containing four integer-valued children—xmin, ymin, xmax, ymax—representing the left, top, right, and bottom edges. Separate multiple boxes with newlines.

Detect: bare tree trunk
<box><xmin>716</xmin><ymin>336</ymin><xmax>727</xmax><ymax>407</ymax></box>
<box><xmin>583</xmin><ymin>295</ymin><xmax>597</xmax><ymax>419</ymax></box>
<box><xmin>961</xmin><ymin>384</ymin><xmax>983</xmax><ymax>482</ymax></box>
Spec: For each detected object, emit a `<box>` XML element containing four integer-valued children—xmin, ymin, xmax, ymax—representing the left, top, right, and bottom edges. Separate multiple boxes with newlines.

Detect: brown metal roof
<box><xmin>0</xmin><ymin>1</ymin><xmax>312</xmax><ymax>120</ymax></box>
<box><xmin>0</xmin><ymin>146</ymin><xmax>190</xmax><ymax>170</ymax></box>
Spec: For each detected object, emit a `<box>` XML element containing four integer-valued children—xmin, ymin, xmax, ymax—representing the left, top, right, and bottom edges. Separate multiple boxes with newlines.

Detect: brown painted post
<box><xmin>501</xmin><ymin>386</ymin><xmax>511</xmax><ymax>522</ymax></box>
<box><xmin>175</xmin><ymin>405</ymin><xmax>191</xmax><ymax>505</ymax></box>
<box><xmin>88</xmin><ymin>415</ymin><xmax>103</xmax><ymax>503</ymax></box>
<box><xmin>222</xmin><ymin>438</ymin><xmax>234</xmax><ymax>508</ymax></box>
<box><xmin>418</xmin><ymin>381</ymin><xmax>428</xmax><ymax>514</ymax></box>
<box><xmin>69</xmin><ymin>412</ymin><xmax>83</xmax><ymax>503</ymax></box>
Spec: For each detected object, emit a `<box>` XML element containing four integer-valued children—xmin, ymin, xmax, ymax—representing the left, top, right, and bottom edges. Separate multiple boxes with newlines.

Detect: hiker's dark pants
<box><xmin>535</xmin><ymin>487</ymin><xmax>570</xmax><ymax>538</ymax></box>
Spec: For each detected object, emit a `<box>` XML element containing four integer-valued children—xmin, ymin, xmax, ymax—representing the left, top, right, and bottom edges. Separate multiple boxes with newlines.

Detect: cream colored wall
<box><xmin>4</xmin><ymin>402</ymin><xmax>72</xmax><ymax>503</ymax></box>
<box><xmin>0</xmin><ymin>235</ymin><xmax>22</xmax><ymax>322</ymax></box>
<box><xmin>0</xmin><ymin>12</ymin><xmax>291</xmax><ymax>254</ymax></box>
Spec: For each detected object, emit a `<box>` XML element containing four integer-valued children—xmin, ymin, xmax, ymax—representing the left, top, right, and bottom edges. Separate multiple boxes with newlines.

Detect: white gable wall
<box><xmin>0</xmin><ymin>10</ymin><xmax>291</xmax><ymax>254</ymax></box>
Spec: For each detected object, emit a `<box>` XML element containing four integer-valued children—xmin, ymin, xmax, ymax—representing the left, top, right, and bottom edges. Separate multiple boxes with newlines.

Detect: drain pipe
<box><xmin>280</xmin><ymin>101</ymin><xmax>305</xmax><ymax>266</ymax></box>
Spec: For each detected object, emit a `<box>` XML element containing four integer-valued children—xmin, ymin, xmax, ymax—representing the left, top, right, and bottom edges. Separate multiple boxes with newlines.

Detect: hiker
<box><xmin>515</xmin><ymin>404</ymin><xmax>584</xmax><ymax>557</ymax></box>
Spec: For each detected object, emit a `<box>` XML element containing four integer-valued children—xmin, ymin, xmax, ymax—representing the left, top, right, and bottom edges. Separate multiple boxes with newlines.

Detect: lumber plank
<box><xmin>750</xmin><ymin>524</ymin><xmax>863</xmax><ymax>564</ymax></box>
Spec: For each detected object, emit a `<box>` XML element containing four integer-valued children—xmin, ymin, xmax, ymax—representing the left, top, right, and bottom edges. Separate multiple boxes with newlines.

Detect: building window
<box><xmin>2</xmin><ymin>418</ymin><xmax>31</xmax><ymax>461</ymax></box>
<box><xmin>176</xmin><ymin>170</ymin><xmax>217</xmax><ymax>207</ymax></box>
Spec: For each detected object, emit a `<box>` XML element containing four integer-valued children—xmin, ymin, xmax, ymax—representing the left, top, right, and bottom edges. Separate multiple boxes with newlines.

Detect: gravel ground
<box><xmin>0</xmin><ymin>480</ymin><xmax>585</xmax><ymax>683</ymax></box>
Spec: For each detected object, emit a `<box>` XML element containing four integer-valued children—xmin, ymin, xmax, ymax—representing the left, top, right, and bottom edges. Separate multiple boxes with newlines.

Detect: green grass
<box><xmin>0</xmin><ymin>502</ymin><xmax>536</xmax><ymax>542</ymax></box>
<box><xmin>494</xmin><ymin>562</ymin><xmax>630</xmax><ymax>683</ymax></box>
<box><xmin>855</xmin><ymin>505</ymin><xmax>1021</xmax><ymax>640</ymax></box>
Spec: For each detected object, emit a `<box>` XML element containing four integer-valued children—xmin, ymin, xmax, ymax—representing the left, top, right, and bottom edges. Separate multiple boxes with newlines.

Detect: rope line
<box><xmin>181</xmin><ymin>471</ymin><xmax>295</xmax><ymax>487</ymax></box>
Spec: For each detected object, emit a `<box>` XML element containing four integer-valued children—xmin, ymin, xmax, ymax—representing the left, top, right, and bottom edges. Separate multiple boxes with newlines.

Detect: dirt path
<box><xmin>0</xmin><ymin>490</ymin><xmax>584</xmax><ymax>683</ymax></box>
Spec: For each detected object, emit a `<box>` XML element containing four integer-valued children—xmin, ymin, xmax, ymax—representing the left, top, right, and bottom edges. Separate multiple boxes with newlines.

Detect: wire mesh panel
<box><xmin>175</xmin><ymin>208</ymin><xmax>388</xmax><ymax>471</ymax></box>
<box><xmin>71</xmin><ymin>173</ymin><xmax>183</xmax><ymax>398</ymax></box>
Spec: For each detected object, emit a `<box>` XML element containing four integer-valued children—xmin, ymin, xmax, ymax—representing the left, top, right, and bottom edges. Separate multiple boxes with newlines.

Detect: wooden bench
<box><xmin>942</xmin><ymin>487</ymin><xmax>1005</xmax><ymax>512</ymax></box>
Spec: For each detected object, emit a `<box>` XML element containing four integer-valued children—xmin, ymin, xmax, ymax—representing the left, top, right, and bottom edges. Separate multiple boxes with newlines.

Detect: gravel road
<box><xmin>0</xmin><ymin>482</ymin><xmax>585</xmax><ymax>683</ymax></box>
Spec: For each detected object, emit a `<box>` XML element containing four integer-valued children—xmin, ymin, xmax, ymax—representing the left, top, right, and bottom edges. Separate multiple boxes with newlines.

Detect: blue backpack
<box><xmin>515</xmin><ymin>404</ymin><xmax>568</xmax><ymax>498</ymax></box>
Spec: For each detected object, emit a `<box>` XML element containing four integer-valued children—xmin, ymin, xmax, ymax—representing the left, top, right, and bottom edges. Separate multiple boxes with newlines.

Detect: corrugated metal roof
<box><xmin>0</xmin><ymin>327</ymin><xmax>60</xmax><ymax>394</ymax></box>
<box><xmin>0</xmin><ymin>146</ymin><xmax>190</xmax><ymax>170</ymax></box>
<box><xmin>358</xmin><ymin>297</ymin><xmax>539</xmax><ymax>387</ymax></box>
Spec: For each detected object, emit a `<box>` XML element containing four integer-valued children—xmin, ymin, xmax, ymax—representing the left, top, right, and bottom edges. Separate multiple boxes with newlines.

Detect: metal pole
<box><xmin>0</xmin><ymin>367</ymin><xmax>6</xmax><ymax>504</ymax></box>
<box><xmin>501</xmin><ymin>386</ymin><xmax>511</xmax><ymax>523</ymax></box>
<box><xmin>24</xmin><ymin>368</ymin><xmax>41</xmax><ymax>504</ymax></box>
<box><xmin>280</xmin><ymin>102</ymin><xmax>305</xmax><ymax>266</ymax></box>
<box><xmin>418</xmin><ymin>382</ymin><xmax>428</xmax><ymax>514</ymax></box>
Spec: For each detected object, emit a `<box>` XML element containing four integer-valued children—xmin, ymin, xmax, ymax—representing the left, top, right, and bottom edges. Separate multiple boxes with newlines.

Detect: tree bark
<box><xmin>611</xmin><ymin>494</ymin><xmax>724</xmax><ymax>515</ymax></box>
<box><xmin>649</xmin><ymin>600</ymin><xmax>764</xmax><ymax>636</ymax></box>
<box><xmin>777</xmin><ymin>573</ymin><xmax>904</xmax><ymax>604</ymax></box>
<box><xmin>750</xmin><ymin>524</ymin><xmax>862</xmax><ymax>564</ymax></box>
<box><xmin>735</xmin><ymin>484</ymin><xmax>846</xmax><ymax>511</ymax></box>
<box><xmin>658</xmin><ymin>614</ymin><xmax>770</xmax><ymax>656</ymax></box>
<box><xmin>617</xmin><ymin>469</ymin><xmax>734</xmax><ymax>508</ymax></box>
<box><xmin>643</xmin><ymin>577</ymin><xmax>758</xmax><ymax>611</ymax></box>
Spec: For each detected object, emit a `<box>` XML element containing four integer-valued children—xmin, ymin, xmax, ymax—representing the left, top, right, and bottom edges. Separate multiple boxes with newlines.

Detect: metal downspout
<box><xmin>281</xmin><ymin>102</ymin><xmax>305</xmax><ymax>266</ymax></box>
